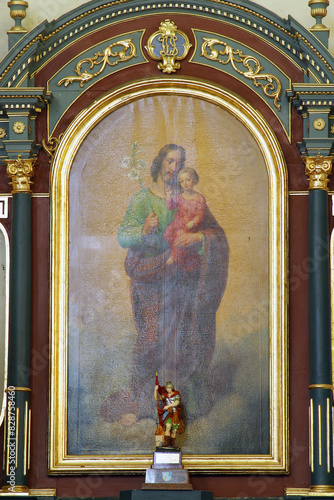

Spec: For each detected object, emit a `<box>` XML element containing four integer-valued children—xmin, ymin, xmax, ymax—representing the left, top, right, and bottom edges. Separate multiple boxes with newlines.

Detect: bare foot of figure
<box><xmin>166</xmin><ymin>256</ymin><xmax>174</xmax><ymax>265</ymax></box>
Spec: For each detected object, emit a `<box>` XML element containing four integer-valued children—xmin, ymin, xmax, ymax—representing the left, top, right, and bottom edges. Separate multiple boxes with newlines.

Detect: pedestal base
<box><xmin>142</xmin><ymin>450</ymin><xmax>192</xmax><ymax>490</ymax></box>
<box><xmin>143</xmin><ymin>468</ymin><xmax>192</xmax><ymax>489</ymax></box>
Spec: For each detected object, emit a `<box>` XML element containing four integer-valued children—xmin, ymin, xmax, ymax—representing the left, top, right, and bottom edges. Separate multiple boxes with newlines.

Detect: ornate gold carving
<box><xmin>57</xmin><ymin>40</ymin><xmax>137</xmax><ymax>87</ymax></box>
<box><xmin>145</xmin><ymin>20</ymin><xmax>192</xmax><ymax>74</ymax></box>
<box><xmin>201</xmin><ymin>37</ymin><xmax>282</xmax><ymax>110</ymax></box>
<box><xmin>303</xmin><ymin>153</ymin><xmax>333</xmax><ymax>191</ymax></box>
<box><xmin>313</xmin><ymin>118</ymin><xmax>326</xmax><ymax>131</ymax></box>
<box><xmin>331</xmin><ymin>124</ymin><xmax>334</xmax><ymax>134</ymax></box>
<box><xmin>12</xmin><ymin>121</ymin><xmax>26</xmax><ymax>134</ymax></box>
<box><xmin>4</xmin><ymin>155</ymin><xmax>36</xmax><ymax>194</ymax></box>
<box><xmin>42</xmin><ymin>134</ymin><xmax>64</xmax><ymax>163</ymax></box>
<box><xmin>0</xmin><ymin>128</ymin><xmax>6</xmax><ymax>139</ymax></box>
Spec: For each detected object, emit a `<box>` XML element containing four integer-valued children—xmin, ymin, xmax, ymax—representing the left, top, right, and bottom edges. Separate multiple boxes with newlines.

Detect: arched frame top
<box><xmin>49</xmin><ymin>77</ymin><xmax>288</xmax><ymax>473</ymax></box>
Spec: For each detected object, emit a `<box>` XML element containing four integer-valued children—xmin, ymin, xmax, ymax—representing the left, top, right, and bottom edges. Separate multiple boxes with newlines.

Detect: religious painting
<box><xmin>49</xmin><ymin>80</ymin><xmax>287</xmax><ymax>473</ymax></box>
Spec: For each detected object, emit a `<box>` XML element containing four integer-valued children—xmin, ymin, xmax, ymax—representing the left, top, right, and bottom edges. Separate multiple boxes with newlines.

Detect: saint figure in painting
<box><xmin>100</xmin><ymin>144</ymin><xmax>229</xmax><ymax>425</ymax></box>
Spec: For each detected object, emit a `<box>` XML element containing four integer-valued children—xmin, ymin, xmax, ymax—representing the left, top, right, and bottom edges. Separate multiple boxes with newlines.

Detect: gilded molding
<box><xmin>42</xmin><ymin>134</ymin><xmax>64</xmax><ymax>164</ymax></box>
<box><xmin>309</xmin><ymin>383</ymin><xmax>333</xmax><ymax>390</ymax></box>
<box><xmin>57</xmin><ymin>39</ymin><xmax>137</xmax><ymax>87</ymax></box>
<box><xmin>200</xmin><ymin>37</ymin><xmax>282</xmax><ymax>110</ymax></box>
<box><xmin>327</xmin><ymin>398</ymin><xmax>330</xmax><ymax>473</ymax></box>
<box><xmin>310</xmin><ymin>485</ymin><xmax>334</xmax><ymax>493</ymax></box>
<box><xmin>145</xmin><ymin>20</ymin><xmax>192</xmax><ymax>74</ymax></box>
<box><xmin>4</xmin><ymin>155</ymin><xmax>36</xmax><ymax>194</ymax></box>
<box><xmin>0</xmin><ymin>128</ymin><xmax>6</xmax><ymax>139</ymax></box>
<box><xmin>49</xmin><ymin>77</ymin><xmax>288</xmax><ymax>474</ymax></box>
<box><xmin>304</xmin><ymin>153</ymin><xmax>333</xmax><ymax>191</ymax></box>
<box><xmin>0</xmin><ymin>485</ymin><xmax>29</xmax><ymax>494</ymax></box>
<box><xmin>5</xmin><ymin>387</ymin><xmax>31</xmax><ymax>392</ymax></box>
<box><xmin>285</xmin><ymin>487</ymin><xmax>334</xmax><ymax>496</ymax></box>
<box><xmin>310</xmin><ymin>399</ymin><xmax>314</xmax><ymax>472</ymax></box>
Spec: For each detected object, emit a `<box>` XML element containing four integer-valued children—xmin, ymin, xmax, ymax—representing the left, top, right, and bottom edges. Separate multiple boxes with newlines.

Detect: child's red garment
<box><xmin>164</xmin><ymin>192</ymin><xmax>206</xmax><ymax>271</ymax></box>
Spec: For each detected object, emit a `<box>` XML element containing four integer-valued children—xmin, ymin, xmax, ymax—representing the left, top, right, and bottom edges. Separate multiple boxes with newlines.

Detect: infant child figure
<box><xmin>164</xmin><ymin>167</ymin><xmax>206</xmax><ymax>272</ymax></box>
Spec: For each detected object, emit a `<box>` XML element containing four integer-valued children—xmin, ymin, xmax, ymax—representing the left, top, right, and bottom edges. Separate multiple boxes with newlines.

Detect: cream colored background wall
<box><xmin>0</xmin><ymin>0</ymin><xmax>333</xmax><ymax>63</ymax></box>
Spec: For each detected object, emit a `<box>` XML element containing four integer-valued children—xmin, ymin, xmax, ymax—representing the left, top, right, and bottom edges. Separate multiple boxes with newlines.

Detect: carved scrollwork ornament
<box><xmin>313</xmin><ymin>118</ymin><xmax>326</xmax><ymax>131</ymax></box>
<box><xmin>0</xmin><ymin>127</ymin><xmax>6</xmax><ymax>139</ymax></box>
<box><xmin>303</xmin><ymin>153</ymin><xmax>333</xmax><ymax>191</ymax></box>
<box><xmin>4</xmin><ymin>155</ymin><xmax>36</xmax><ymax>193</ymax></box>
<box><xmin>42</xmin><ymin>134</ymin><xmax>64</xmax><ymax>164</ymax></box>
<box><xmin>57</xmin><ymin>39</ymin><xmax>137</xmax><ymax>87</ymax></box>
<box><xmin>330</xmin><ymin>124</ymin><xmax>334</xmax><ymax>135</ymax></box>
<box><xmin>201</xmin><ymin>37</ymin><xmax>282</xmax><ymax>110</ymax></box>
<box><xmin>145</xmin><ymin>19</ymin><xmax>192</xmax><ymax>74</ymax></box>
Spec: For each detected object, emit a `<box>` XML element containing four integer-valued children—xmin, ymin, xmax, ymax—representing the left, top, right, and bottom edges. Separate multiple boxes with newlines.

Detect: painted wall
<box><xmin>0</xmin><ymin>0</ymin><xmax>333</xmax><ymax>62</ymax></box>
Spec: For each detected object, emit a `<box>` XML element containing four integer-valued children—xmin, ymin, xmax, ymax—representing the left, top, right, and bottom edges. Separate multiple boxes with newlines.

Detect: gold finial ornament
<box><xmin>7</xmin><ymin>1</ymin><xmax>28</xmax><ymax>33</ymax></box>
<box><xmin>4</xmin><ymin>155</ymin><xmax>36</xmax><ymax>193</ymax></box>
<box><xmin>303</xmin><ymin>153</ymin><xmax>333</xmax><ymax>191</ymax></box>
<box><xmin>145</xmin><ymin>20</ymin><xmax>192</xmax><ymax>73</ymax></box>
<box><xmin>308</xmin><ymin>0</ymin><xmax>329</xmax><ymax>30</ymax></box>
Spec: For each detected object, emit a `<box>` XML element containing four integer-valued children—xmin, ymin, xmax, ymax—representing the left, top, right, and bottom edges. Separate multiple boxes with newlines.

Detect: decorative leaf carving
<box><xmin>58</xmin><ymin>39</ymin><xmax>137</xmax><ymax>87</ymax></box>
<box><xmin>201</xmin><ymin>37</ymin><xmax>282</xmax><ymax>110</ymax></box>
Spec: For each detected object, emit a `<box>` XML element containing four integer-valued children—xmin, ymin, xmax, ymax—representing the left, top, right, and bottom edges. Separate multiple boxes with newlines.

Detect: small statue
<box><xmin>154</xmin><ymin>375</ymin><xmax>185</xmax><ymax>448</ymax></box>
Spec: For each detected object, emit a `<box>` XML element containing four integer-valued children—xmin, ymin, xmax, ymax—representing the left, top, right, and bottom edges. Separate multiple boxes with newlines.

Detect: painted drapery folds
<box><xmin>49</xmin><ymin>80</ymin><xmax>287</xmax><ymax>473</ymax></box>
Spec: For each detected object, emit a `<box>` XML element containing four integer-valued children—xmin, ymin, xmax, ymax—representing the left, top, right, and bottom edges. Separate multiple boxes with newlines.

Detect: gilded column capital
<box><xmin>303</xmin><ymin>153</ymin><xmax>333</xmax><ymax>191</ymax></box>
<box><xmin>4</xmin><ymin>155</ymin><xmax>36</xmax><ymax>193</ymax></box>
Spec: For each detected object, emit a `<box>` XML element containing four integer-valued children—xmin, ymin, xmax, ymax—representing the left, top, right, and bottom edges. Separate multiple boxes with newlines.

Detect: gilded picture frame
<box><xmin>49</xmin><ymin>78</ymin><xmax>288</xmax><ymax>473</ymax></box>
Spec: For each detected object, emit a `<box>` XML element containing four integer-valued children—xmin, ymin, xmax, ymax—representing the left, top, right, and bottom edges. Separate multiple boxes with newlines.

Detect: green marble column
<box><xmin>305</xmin><ymin>154</ymin><xmax>334</xmax><ymax>492</ymax></box>
<box><xmin>1</xmin><ymin>155</ymin><xmax>35</xmax><ymax>494</ymax></box>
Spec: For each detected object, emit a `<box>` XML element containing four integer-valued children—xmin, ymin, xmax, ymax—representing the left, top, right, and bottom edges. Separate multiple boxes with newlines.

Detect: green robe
<box><xmin>118</xmin><ymin>188</ymin><xmax>176</xmax><ymax>257</ymax></box>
